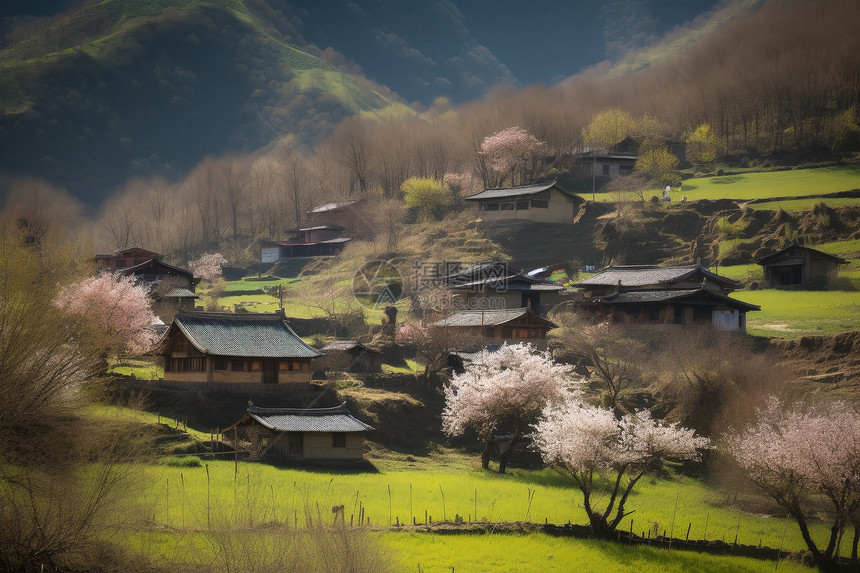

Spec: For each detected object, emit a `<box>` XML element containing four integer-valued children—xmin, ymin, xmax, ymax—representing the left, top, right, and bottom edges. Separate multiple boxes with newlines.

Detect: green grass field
<box><xmin>131</xmin><ymin>459</ymin><xmax>836</xmax><ymax>557</ymax></box>
<box><xmin>741</xmin><ymin>290</ymin><xmax>860</xmax><ymax>337</ymax></box>
<box><xmin>380</xmin><ymin>532</ymin><xmax>811</xmax><ymax>573</ymax></box>
<box><xmin>589</xmin><ymin>164</ymin><xmax>860</xmax><ymax>208</ymax></box>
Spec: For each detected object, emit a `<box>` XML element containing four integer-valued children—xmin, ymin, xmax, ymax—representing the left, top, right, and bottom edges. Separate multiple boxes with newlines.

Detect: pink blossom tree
<box><xmin>533</xmin><ymin>401</ymin><xmax>709</xmax><ymax>538</ymax></box>
<box><xmin>55</xmin><ymin>272</ymin><xmax>159</xmax><ymax>365</ymax></box>
<box><xmin>188</xmin><ymin>252</ymin><xmax>228</xmax><ymax>282</ymax></box>
<box><xmin>724</xmin><ymin>398</ymin><xmax>860</xmax><ymax>571</ymax></box>
<box><xmin>442</xmin><ymin>343</ymin><xmax>579</xmax><ymax>473</ymax></box>
<box><xmin>479</xmin><ymin>127</ymin><xmax>545</xmax><ymax>187</ymax></box>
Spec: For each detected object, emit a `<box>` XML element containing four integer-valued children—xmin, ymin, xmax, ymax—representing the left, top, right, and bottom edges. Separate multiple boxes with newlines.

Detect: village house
<box><xmin>121</xmin><ymin>258</ymin><xmax>200</xmax><ymax>323</ymax></box>
<box><xmin>463</xmin><ymin>181</ymin><xmax>584</xmax><ymax>224</ymax></box>
<box><xmin>94</xmin><ymin>247</ymin><xmax>163</xmax><ymax>270</ymax></box>
<box><xmin>443</xmin><ymin>261</ymin><xmax>565</xmax><ymax>316</ymax></box>
<box><xmin>315</xmin><ymin>340</ymin><xmax>383</xmax><ymax>374</ymax></box>
<box><xmin>307</xmin><ymin>199</ymin><xmax>373</xmax><ymax>238</ymax></box>
<box><xmin>156</xmin><ymin>311</ymin><xmax>322</xmax><ymax>390</ymax></box>
<box><xmin>432</xmin><ymin>307</ymin><xmax>556</xmax><ymax>350</ymax></box>
<box><xmin>756</xmin><ymin>243</ymin><xmax>847</xmax><ymax>289</ymax></box>
<box><xmin>573</xmin><ymin>264</ymin><xmax>758</xmax><ymax>332</ymax></box>
<box><xmin>224</xmin><ymin>401</ymin><xmax>373</xmax><ymax>461</ymax></box>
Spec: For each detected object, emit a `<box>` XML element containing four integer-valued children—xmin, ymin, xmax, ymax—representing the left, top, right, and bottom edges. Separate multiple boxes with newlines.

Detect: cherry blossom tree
<box><xmin>54</xmin><ymin>272</ymin><xmax>159</xmax><ymax>364</ymax></box>
<box><xmin>724</xmin><ymin>398</ymin><xmax>860</xmax><ymax>571</ymax></box>
<box><xmin>188</xmin><ymin>252</ymin><xmax>228</xmax><ymax>282</ymax></box>
<box><xmin>396</xmin><ymin>321</ymin><xmax>474</xmax><ymax>382</ymax></box>
<box><xmin>533</xmin><ymin>400</ymin><xmax>709</xmax><ymax>538</ymax></box>
<box><xmin>479</xmin><ymin>127</ymin><xmax>545</xmax><ymax>187</ymax></box>
<box><xmin>442</xmin><ymin>343</ymin><xmax>579</xmax><ymax>473</ymax></box>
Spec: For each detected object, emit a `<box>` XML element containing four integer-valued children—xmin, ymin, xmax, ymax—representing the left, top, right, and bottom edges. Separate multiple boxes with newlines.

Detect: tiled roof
<box><xmin>453</xmin><ymin>276</ymin><xmax>563</xmax><ymax>292</ymax></box>
<box><xmin>321</xmin><ymin>340</ymin><xmax>378</xmax><ymax>353</ymax></box>
<box><xmin>172</xmin><ymin>312</ymin><xmax>322</xmax><ymax>358</ymax></box>
<box><xmin>163</xmin><ymin>287</ymin><xmax>198</xmax><ymax>299</ymax></box>
<box><xmin>597</xmin><ymin>288</ymin><xmax>760</xmax><ymax>311</ymax></box>
<box><xmin>464</xmin><ymin>181</ymin><xmax>575</xmax><ymax>201</ymax></box>
<box><xmin>433</xmin><ymin>308</ymin><xmax>555</xmax><ymax>328</ymax></box>
<box><xmin>756</xmin><ymin>243</ymin><xmax>848</xmax><ymax>265</ymax></box>
<box><xmin>121</xmin><ymin>258</ymin><xmax>196</xmax><ymax>280</ymax></box>
<box><xmin>246</xmin><ymin>402</ymin><xmax>373</xmax><ymax>432</ymax></box>
<box><xmin>309</xmin><ymin>200</ymin><xmax>362</xmax><ymax>213</ymax></box>
<box><xmin>575</xmin><ymin>265</ymin><xmax>739</xmax><ymax>289</ymax></box>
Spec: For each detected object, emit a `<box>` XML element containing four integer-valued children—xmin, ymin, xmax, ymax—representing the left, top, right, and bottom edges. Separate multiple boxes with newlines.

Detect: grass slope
<box><xmin>590</xmin><ymin>164</ymin><xmax>860</xmax><ymax>208</ymax></box>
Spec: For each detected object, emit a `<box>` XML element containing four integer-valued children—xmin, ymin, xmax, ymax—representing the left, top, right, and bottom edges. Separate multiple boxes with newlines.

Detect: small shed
<box><xmin>316</xmin><ymin>340</ymin><xmax>382</xmax><ymax>373</ymax></box>
<box><xmin>225</xmin><ymin>402</ymin><xmax>374</xmax><ymax>461</ymax></box>
<box><xmin>432</xmin><ymin>308</ymin><xmax>556</xmax><ymax>350</ymax></box>
<box><xmin>756</xmin><ymin>244</ymin><xmax>847</xmax><ymax>289</ymax></box>
<box><xmin>463</xmin><ymin>181</ymin><xmax>583</xmax><ymax>223</ymax></box>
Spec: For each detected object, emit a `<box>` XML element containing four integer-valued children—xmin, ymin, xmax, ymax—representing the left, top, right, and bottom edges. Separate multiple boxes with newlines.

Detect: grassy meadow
<box><xmin>590</xmin><ymin>164</ymin><xmax>860</xmax><ymax>209</ymax></box>
<box><xmin>103</xmin><ymin>453</ymin><xmax>844</xmax><ymax>572</ymax></box>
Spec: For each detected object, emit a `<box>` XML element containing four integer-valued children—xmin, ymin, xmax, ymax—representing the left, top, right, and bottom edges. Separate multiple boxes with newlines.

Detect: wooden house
<box><xmin>121</xmin><ymin>258</ymin><xmax>200</xmax><ymax>322</ymax></box>
<box><xmin>756</xmin><ymin>243</ymin><xmax>847</xmax><ymax>289</ymax></box>
<box><xmin>444</xmin><ymin>261</ymin><xmax>564</xmax><ymax>316</ymax></box>
<box><xmin>225</xmin><ymin>401</ymin><xmax>373</xmax><ymax>461</ymax></box>
<box><xmin>574</xmin><ymin>264</ymin><xmax>758</xmax><ymax>333</ymax></box>
<box><xmin>432</xmin><ymin>308</ymin><xmax>556</xmax><ymax>350</ymax></box>
<box><xmin>94</xmin><ymin>247</ymin><xmax>163</xmax><ymax>270</ymax></box>
<box><xmin>307</xmin><ymin>199</ymin><xmax>373</xmax><ymax>238</ymax></box>
<box><xmin>315</xmin><ymin>340</ymin><xmax>382</xmax><ymax>373</ymax></box>
<box><xmin>157</xmin><ymin>311</ymin><xmax>322</xmax><ymax>390</ymax></box>
<box><xmin>463</xmin><ymin>181</ymin><xmax>584</xmax><ymax>223</ymax></box>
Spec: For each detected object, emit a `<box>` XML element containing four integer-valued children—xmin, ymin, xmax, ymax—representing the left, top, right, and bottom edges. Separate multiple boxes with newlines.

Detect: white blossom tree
<box><xmin>479</xmin><ymin>127</ymin><xmax>545</xmax><ymax>187</ymax></box>
<box><xmin>533</xmin><ymin>400</ymin><xmax>709</xmax><ymax>538</ymax></box>
<box><xmin>188</xmin><ymin>252</ymin><xmax>228</xmax><ymax>282</ymax></box>
<box><xmin>724</xmin><ymin>398</ymin><xmax>860</xmax><ymax>571</ymax></box>
<box><xmin>54</xmin><ymin>272</ymin><xmax>159</xmax><ymax>365</ymax></box>
<box><xmin>442</xmin><ymin>343</ymin><xmax>579</xmax><ymax>473</ymax></box>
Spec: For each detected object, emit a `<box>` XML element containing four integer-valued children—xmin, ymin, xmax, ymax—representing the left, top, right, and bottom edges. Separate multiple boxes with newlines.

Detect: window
<box><xmin>517</xmin><ymin>328</ymin><xmax>529</xmax><ymax>338</ymax></box>
<box><xmin>213</xmin><ymin>358</ymin><xmax>226</xmax><ymax>370</ymax></box>
<box><xmin>279</xmin><ymin>360</ymin><xmax>291</xmax><ymax>371</ymax></box>
<box><xmin>501</xmin><ymin>327</ymin><xmax>513</xmax><ymax>338</ymax></box>
<box><xmin>332</xmin><ymin>434</ymin><xmax>346</xmax><ymax>448</ymax></box>
<box><xmin>480</xmin><ymin>203</ymin><xmax>499</xmax><ymax>211</ymax></box>
<box><xmin>602</xmin><ymin>164</ymin><xmax>610</xmax><ymax>175</ymax></box>
<box><xmin>516</xmin><ymin>201</ymin><xmax>529</xmax><ymax>210</ymax></box>
<box><xmin>230</xmin><ymin>360</ymin><xmax>245</xmax><ymax>372</ymax></box>
<box><xmin>500</xmin><ymin>202</ymin><xmax>515</xmax><ymax>210</ymax></box>
<box><xmin>189</xmin><ymin>357</ymin><xmax>206</xmax><ymax>371</ymax></box>
<box><xmin>531</xmin><ymin>200</ymin><xmax>548</xmax><ymax>208</ymax></box>
<box><xmin>250</xmin><ymin>360</ymin><xmax>262</xmax><ymax>372</ymax></box>
<box><xmin>620</xmin><ymin>165</ymin><xmax>633</xmax><ymax>174</ymax></box>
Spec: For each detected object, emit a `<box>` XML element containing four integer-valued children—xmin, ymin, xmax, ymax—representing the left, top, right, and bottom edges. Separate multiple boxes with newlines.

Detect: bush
<box><xmin>159</xmin><ymin>455</ymin><xmax>202</xmax><ymax>468</ymax></box>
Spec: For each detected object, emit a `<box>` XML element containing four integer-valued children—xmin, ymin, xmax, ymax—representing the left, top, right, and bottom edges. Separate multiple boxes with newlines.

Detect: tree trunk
<box><xmin>481</xmin><ymin>437</ymin><xmax>492</xmax><ymax>470</ymax></box>
<box><xmin>850</xmin><ymin>520</ymin><xmax>859</xmax><ymax>566</ymax></box>
<box><xmin>497</xmin><ymin>418</ymin><xmax>523</xmax><ymax>474</ymax></box>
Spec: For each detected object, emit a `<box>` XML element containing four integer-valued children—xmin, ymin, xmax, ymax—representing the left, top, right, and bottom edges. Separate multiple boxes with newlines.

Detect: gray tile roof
<box><xmin>575</xmin><ymin>264</ymin><xmax>739</xmax><ymax>289</ymax></box>
<box><xmin>432</xmin><ymin>308</ymin><xmax>555</xmax><ymax>327</ymax></box>
<box><xmin>172</xmin><ymin>312</ymin><xmax>322</xmax><ymax>358</ymax></box>
<box><xmin>756</xmin><ymin>243</ymin><xmax>848</xmax><ymax>265</ymax></box>
<box><xmin>309</xmin><ymin>200</ymin><xmax>362</xmax><ymax>213</ymax></box>
<box><xmin>464</xmin><ymin>181</ymin><xmax>575</xmax><ymax>201</ymax></box>
<box><xmin>163</xmin><ymin>287</ymin><xmax>199</xmax><ymax>299</ymax></box>
<box><xmin>598</xmin><ymin>288</ymin><xmax>760</xmax><ymax>311</ymax></box>
<box><xmin>246</xmin><ymin>402</ymin><xmax>373</xmax><ymax>432</ymax></box>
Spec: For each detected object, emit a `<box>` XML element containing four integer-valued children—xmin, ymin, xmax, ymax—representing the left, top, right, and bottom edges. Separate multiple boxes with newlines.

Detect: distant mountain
<box><xmin>0</xmin><ymin>0</ymin><xmax>410</xmax><ymax>205</ymax></box>
<box><xmin>0</xmin><ymin>0</ymin><xmax>733</xmax><ymax>206</ymax></box>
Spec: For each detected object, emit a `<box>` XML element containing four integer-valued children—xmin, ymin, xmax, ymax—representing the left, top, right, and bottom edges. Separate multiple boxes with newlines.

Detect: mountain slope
<box><xmin>0</xmin><ymin>0</ymin><xmax>410</xmax><ymax>205</ymax></box>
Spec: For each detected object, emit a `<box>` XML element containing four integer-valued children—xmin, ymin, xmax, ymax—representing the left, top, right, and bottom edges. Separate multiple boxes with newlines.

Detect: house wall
<box><xmin>472</xmin><ymin>189</ymin><xmax>576</xmax><ymax>223</ymax></box>
<box><xmin>261</xmin><ymin>246</ymin><xmax>280</xmax><ymax>264</ymax></box>
<box><xmin>257</xmin><ymin>431</ymin><xmax>365</xmax><ymax>460</ymax></box>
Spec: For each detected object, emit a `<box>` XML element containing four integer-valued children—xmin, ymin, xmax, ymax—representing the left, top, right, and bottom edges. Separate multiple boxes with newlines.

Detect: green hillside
<box><xmin>0</xmin><ymin>0</ymin><xmax>411</xmax><ymax>205</ymax></box>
